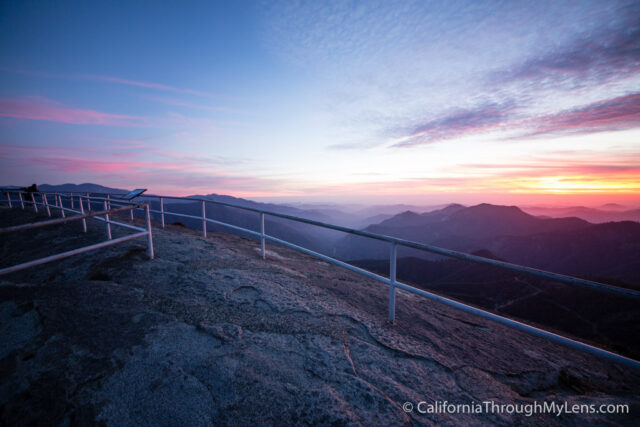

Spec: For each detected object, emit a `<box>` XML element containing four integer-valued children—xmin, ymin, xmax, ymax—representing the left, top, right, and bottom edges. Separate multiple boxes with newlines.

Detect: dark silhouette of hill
<box><xmin>601</xmin><ymin>203</ymin><xmax>627</xmax><ymax>210</ymax></box>
<box><xmin>191</xmin><ymin>193</ymin><xmax>342</xmax><ymax>224</ymax></box>
<box><xmin>335</xmin><ymin>204</ymin><xmax>640</xmax><ymax>285</ymax></box>
<box><xmin>193</xmin><ymin>193</ymin><xmax>401</xmax><ymax>229</ymax></box>
<box><xmin>39</xmin><ymin>183</ymin><xmax>129</xmax><ymax>194</ymax></box>
<box><xmin>444</xmin><ymin>204</ymin><xmax>589</xmax><ymax>238</ymax></box>
<box><xmin>472</xmin><ymin>221</ymin><xmax>640</xmax><ymax>285</ymax></box>
<box><xmin>376</xmin><ymin>203</ymin><xmax>465</xmax><ymax>227</ymax></box>
<box><xmin>353</xmin><ymin>203</ymin><xmax>442</xmax><ymax>218</ymax></box>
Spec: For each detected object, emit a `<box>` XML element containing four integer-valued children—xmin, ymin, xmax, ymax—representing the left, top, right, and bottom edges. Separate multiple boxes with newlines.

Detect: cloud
<box><xmin>327</xmin><ymin>140</ymin><xmax>387</xmax><ymax>150</ymax></box>
<box><xmin>141</xmin><ymin>95</ymin><xmax>250</xmax><ymax>116</ymax></box>
<box><xmin>0</xmin><ymin>143</ymin><xmax>284</xmax><ymax>196</ymax></box>
<box><xmin>323</xmin><ymin>3</ymin><xmax>640</xmax><ymax>151</ymax></box>
<box><xmin>0</xmin><ymin>96</ymin><xmax>229</xmax><ymax>131</ymax></box>
<box><xmin>492</xmin><ymin>9</ymin><xmax>640</xmax><ymax>88</ymax></box>
<box><xmin>391</xmin><ymin>102</ymin><xmax>515</xmax><ymax>148</ymax></box>
<box><xmin>384</xmin><ymin>92</ymin><xmax>640</xmax><ymax>149</ymax></box>
<box><xmin>80</xmin><ymin>74</ymin><xmax>217</xmax><ymax>98</ymax></box>
<box><xmin>523</xmin><ymin>92</ymin><xmax>640</xmax><ymax>137</ymax></box>
<box><xmin>0</xmin><ymin>143</ymin><xmax>246</xmax><ymax>170</ymax></box>
<box><xmin>0</xmin><ymin>66</ymin><xmax>218</xmax><ymax>99</ymax></box>
<box><xmin>0</xmin><ymin>96</ymin><xmax>145</xmax><ymax>126</ymax></box>
<box><xmin>451</xmin><ymin>150</ymin><xmax>640</xmax><ymax>194</ymax></box>
<box><xmin>462</xmin><ymin>158</ymin><xmax>640</xmax><ymax>177</ymax></box>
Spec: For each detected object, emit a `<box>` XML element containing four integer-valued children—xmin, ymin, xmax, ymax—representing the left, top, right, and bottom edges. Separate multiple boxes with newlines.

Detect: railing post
<box><xmin>201</xmin><ymin>200</ymin><xmax>207</xmax><ymax>238</ymax></box>
<box><xmin>86</xmin><ymin>192</ymin><xmax>90</xmax><ymax>211</ymax></box>
<box><xmin>70</xmin><ymin>192</ymin><xmax>74</xmax><ymax>209</ymax></box>
<box><xmin>43</xmin><ymin>193</ymin><xmax>51</xmax><ymax>217</ymax></box>
<box><xmin>389</xmin><ymin>242</ymin><xmax>397</xmax><ymax>323</ymax></box>
<box><xmin>54</xmin><ymin>192</ymin><xmax>59</xmax><ymax>208</ymax></box>
<box><xmin>260</xmin><ymin>212</ymin><xmax>266</xmax><ymax>259</ymax></box>
<box><xmin>104</xmin><ymin>200</ymin><xmax>112</xmax><ymax>240</ymax></box>
<box><xmin>130</xmin><ymin>205</ymin><xmax>134</xmax><ymax>221</ymax></box>
<box><xmin>145</xmin><ymin>204</ymin><xmax>154</xmax><ymax>259</ymax></box>
<box><xmin>19</xmin><ymin>192</ymin><xmax>24</xmax><ymax>209</ymax></box>
<box><xmin>107</xmin><ymin>193</ymin><xmax>111</xmax><ymax>210</ymax></box>
<box><xmin>5</xmin><ymin>192</ymin><xmax>11</xmax><ymax>208</ymax></box>
<box><xmin>58</xmin><ymin>194</ymin><xmax>65</xmax><ymax>218</ymax></box>
<box><xmin>160</xmin><ymin>197</ymin><xmax>165</xmax><ymax>229</ymax></box>
<box><xmin>79</xmin><ymin>196</ymin><xmax>87</xmax><ymax>233</ymax></box>
<box><xmin>30</xmin><ymin>192</ymin><xmax>37</xmax><ymax>212</ymax></box>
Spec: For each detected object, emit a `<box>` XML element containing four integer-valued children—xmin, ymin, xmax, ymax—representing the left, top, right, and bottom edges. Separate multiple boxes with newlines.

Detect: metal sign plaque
<box><xmin>121</xmin><ymin>189</ymin><xmax>147</xmax><ymax>200</ymax></box>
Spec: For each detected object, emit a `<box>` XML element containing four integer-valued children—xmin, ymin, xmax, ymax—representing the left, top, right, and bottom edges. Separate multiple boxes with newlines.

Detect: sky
<box><xmin>0</xmin><ymin>0</ymin><xmax>639</xmax><ymax>206</ymax></box>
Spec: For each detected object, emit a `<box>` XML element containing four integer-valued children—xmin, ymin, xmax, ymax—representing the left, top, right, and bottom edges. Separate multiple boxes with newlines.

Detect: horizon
<box><xmin>1</xmin><ymin>1</ymin><xmax>639</xmax><ymax>206</ymax></box>
<box><xmin>13</xmin><ymin>181</ymin><xmax>639</xmax><ymax>210</ymax></box>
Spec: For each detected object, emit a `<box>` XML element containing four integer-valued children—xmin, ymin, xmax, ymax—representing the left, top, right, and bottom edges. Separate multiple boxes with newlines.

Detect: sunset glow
<box><xmin>1</xmin><ymin>1</ymin><xmax>639</xmax><ymax>206</ymax></box>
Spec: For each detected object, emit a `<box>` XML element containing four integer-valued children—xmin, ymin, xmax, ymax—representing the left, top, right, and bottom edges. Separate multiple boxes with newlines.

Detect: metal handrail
<box><xmin>0</xmin><ymin>204</ymin><xmax>145</xmax><ymax>234</ymax></box>
<box><xmin>39</xmin><ymin>190</ymin><xmax>639</xmax><ymax>298</ymax></box>
<box><xmin>1</xmin><ymin>192</ymin><xmax>154</xmax><ymax>276</ymax></box>
<box><xmin>3</xmin><ymin>189</ymin><xmax>640</xmax><ymax>370</ymax></box>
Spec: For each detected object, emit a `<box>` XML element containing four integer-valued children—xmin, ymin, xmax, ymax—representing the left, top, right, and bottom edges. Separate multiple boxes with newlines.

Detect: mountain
<box><xmin>335</xmin><ymin>203</ymin><xmax>640</xmax><ymax>285</ymax></box>
<box><xmin>421</xmin><ymin>202</ymin><xmax>466</xmax><ymax>218</ymax></box>
<box><xmin>601</xmin><ymin>203</ymin><xmax>628</xmax><ymax>211</ymax></box>
<box><xmin>376</xmin><ymin>204</ymin><xmax>465</xmax><ymax>228</ymax></box>
<box><xmin>142</xmin><ymin>197</ymin><xmax>640</xmax><ymax>286</ymax></box>
<box><xmin>478</xmin><ymin>221</ymin><xmax>640</xmax><ymax>285</ymax></box>
<box><xmin>28</xmin><ymin>185</ymin><xmax>347</xmax><ymax>254</ymax></box>
<box><xmin>522</xmin><ymin>205</ymin><xmax>640</xmax><ymax>223</ymax></box>
<box><xmin>39</xmin><ymin>183</ymin><xmax>129</xmax><ymax>194</ymax></box>
<box><xmin>144</xmin><ymin>198</ymin><xmax>343</xmax><ymax>256</ymax></box>
<box><xmin>335</xmin><ymin>203</ymin><xmax>591</xmax><ymax>261</ymax></box>
<box><xmin>26</xmin><ymin>184</ymin><xmax>408</xmax><ymax>258</ymax></box>
<box><xmin>442</xmin><ymin>204</ymin><xmax>590</xmax><ymax>238</ymax></box>
<box><xmin>376</xmin><ymin>210</ymin><xmax>425</xmax><ymax>227</ymax></box>
<box><xmin>32</xmin><ymin>185</ymin><xmax>639</xmax><ymax>286</ymax></box>
<box><xmin>352</xmin><ymin>203</ymin><xmax>443</xmax><ymax>218</ymax></box>
<box><xmin>191</xmin><ymin>193</ymin><xmax>343</xmax><ymax>224</ymax></box>
<box><xmin>359</xmin><ymin>213</ymin><xmax>393</xmax><ymax>225</ymax></box>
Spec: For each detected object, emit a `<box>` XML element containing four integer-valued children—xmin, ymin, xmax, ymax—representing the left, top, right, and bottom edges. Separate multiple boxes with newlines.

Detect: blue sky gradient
<box><xmin>1</xmin><ymin>0</ymin><xmax>639</xmax><ymax>204</ymax></box>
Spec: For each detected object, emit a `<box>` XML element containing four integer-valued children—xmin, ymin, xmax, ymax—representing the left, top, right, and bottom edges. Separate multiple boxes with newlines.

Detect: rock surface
<box><xmin>1</xmin><ymin>208</ymin><xmax>639</xmax><ymax>425</ymax></box>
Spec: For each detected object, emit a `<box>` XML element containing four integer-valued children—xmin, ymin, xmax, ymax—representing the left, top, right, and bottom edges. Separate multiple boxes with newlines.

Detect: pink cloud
<box><xmin>0</xmin><ymin>144</ymin><xmax>207</xmax><ymax>173</ymax></box>
<box><xmin>38</xmin><ymin>157</ymin><xmax>194</xmax><ymax>174</ymax></box>
<box><xmin>0</xmin><ymin>143</ymin><xmax>275</xmax><ymax>194</ymax></box>
<box><xmin>0</xmin><ymin>141</ymin><xmax>294</xmax><ymax>198</ymax></box>
<box><xmin>0</xmin><ymin>96</ymin><xmax>145</xmax><ymax>126</ymax></box>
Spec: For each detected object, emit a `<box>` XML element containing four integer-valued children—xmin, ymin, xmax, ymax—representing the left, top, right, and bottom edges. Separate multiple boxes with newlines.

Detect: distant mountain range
<box><xmin>39</xmin><ymin>183</ymin><xmax>129</xmax><ymax>194</ymax></box>
<box><xmin>33</xmin><ymin>184</ymin><xmax>423</xmax><ymax>229</ymax></box>
<box><xmin>32</xmin><ymin>183</ymin><xmax>640</xmax><ymax>286</ymax></box>
<box><xmin>522</xmin><ymin>205</ymin><xmax>640</xmax><ymax>223</ymax></box>
<box><xmin>336</xmin><ymin>203</ymin><xmax>640</xmax><ymax>286</ymax></box>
